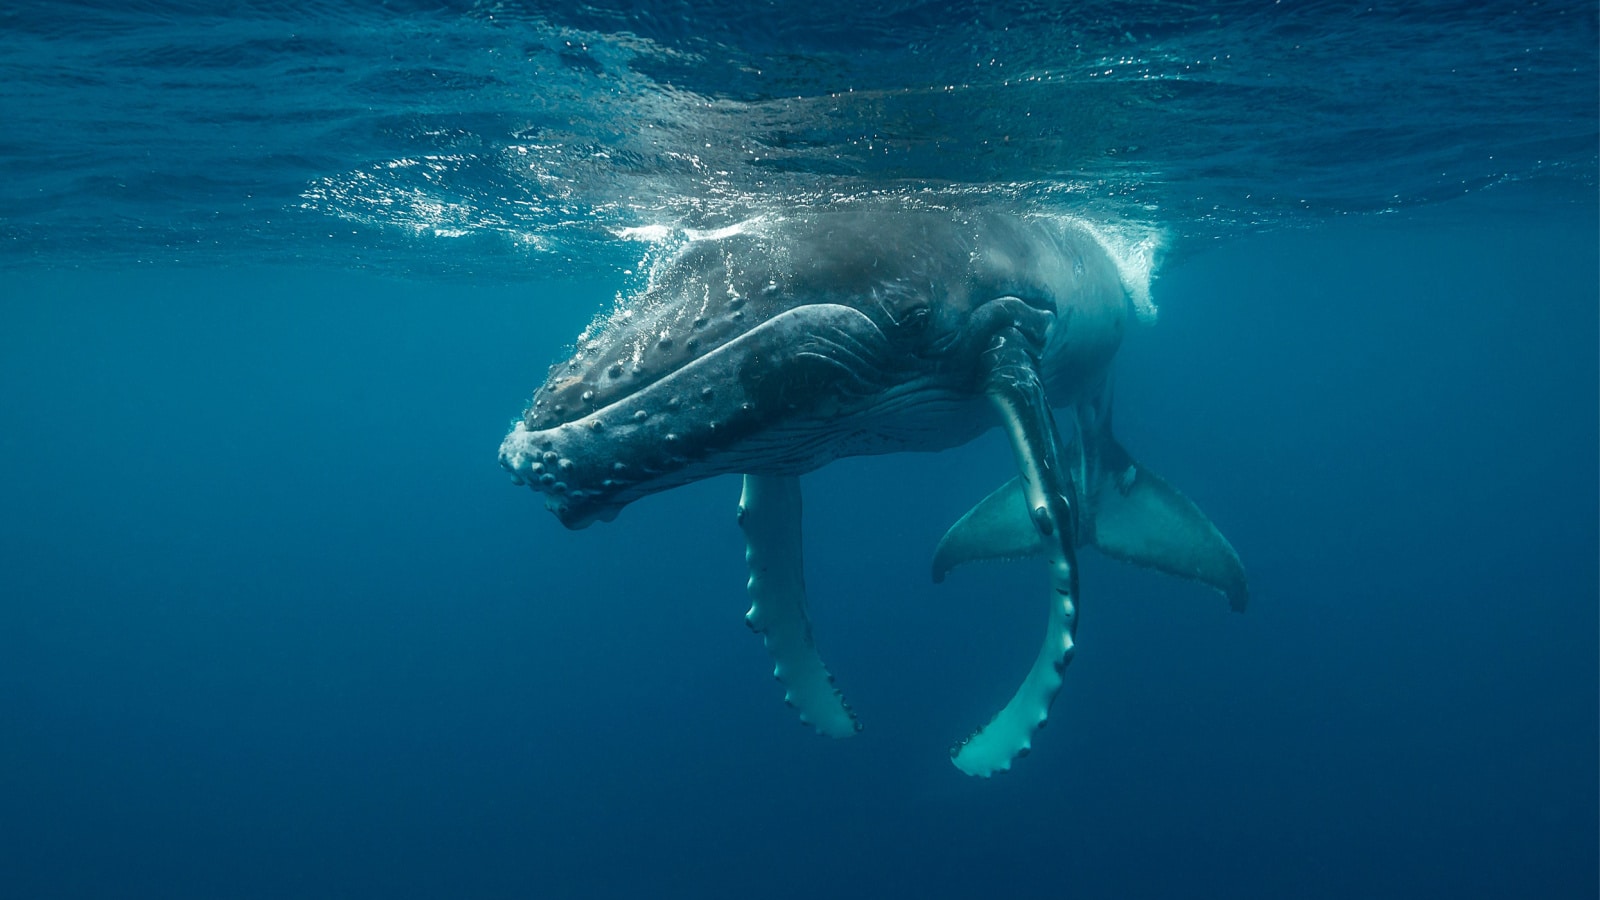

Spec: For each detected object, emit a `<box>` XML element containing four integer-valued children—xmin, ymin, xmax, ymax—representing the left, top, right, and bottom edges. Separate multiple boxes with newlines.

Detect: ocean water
<box><xmin>2</xmin><ymin>2</ymin><xmax>1597</xmax><ymax>898</ymax></box>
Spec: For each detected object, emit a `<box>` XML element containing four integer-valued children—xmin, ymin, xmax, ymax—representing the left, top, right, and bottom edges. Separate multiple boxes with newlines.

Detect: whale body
<box><xmin>500</xmin><ymin>208</ymin><xmax>1246</xmax><ymax>776</ymax></box>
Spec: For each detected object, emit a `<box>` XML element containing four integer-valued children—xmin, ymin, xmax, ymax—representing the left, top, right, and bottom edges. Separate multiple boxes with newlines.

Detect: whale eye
<box><xmin>901</xmin><ymin>304</ymin><xmax>931</xmax><ymax>332</ymax></box>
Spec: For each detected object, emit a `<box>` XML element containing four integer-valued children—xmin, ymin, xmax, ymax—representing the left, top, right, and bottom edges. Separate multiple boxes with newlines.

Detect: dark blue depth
<box><xmin>2</xmin><ymin>203</ymin><xmax>1595</xmax><ymax>899</ymax></box>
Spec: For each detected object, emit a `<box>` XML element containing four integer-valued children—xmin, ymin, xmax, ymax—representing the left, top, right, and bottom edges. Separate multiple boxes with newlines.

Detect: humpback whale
<box><xmin>500</xmin><ymin>208</ymin><xmax>1246</xmax><ymax>776</ymax></box>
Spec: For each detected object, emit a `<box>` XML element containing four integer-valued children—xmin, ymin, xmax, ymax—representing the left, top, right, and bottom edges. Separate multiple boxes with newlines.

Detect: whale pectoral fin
<box><xmin>738</xmin><ymin>474</ymin><xmax>860</xmax><ymax>739</ymax></box>
<box><xmin>931</xmin><ymin>476</ymin><xmax>1043</xmax><ymax>582</ymax></box>
<box><xmin>949</xmin><ymin>327</ymin><xmax>1079</xmax><ymax>778</ymax></box>
<box><xmin>1077</xmin><ymin>400</ymin><xmax>1249</xmax><ymax>611</ymax></box>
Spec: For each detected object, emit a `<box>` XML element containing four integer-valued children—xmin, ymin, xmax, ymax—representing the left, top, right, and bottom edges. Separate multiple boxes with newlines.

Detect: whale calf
<box><xmin>500</xmin><ymin>208</ymin><xmax>1246</xmax><ymax>776</ymax></box>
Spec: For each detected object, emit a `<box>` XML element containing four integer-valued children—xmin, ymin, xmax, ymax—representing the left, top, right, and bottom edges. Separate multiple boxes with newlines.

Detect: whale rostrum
<box><xmin>500</xmin><ymin>208</ymin><xmax>1246</xmax><ymax>776</ymax></box>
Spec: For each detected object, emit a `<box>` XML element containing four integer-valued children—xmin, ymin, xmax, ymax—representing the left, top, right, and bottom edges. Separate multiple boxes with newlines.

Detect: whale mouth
<box><xmin>500</xmin><ymin>302</ymin><xmax>901</xmax><ymax>528</ymax></box>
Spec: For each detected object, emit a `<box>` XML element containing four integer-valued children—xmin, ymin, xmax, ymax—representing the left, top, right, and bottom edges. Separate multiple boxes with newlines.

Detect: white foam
<box><xmin>683</xmin><ymin>216</ymin><xmax>767</xmax><ymax>243</ymax></box>
<box><xmin>1047</xmin><ymin>214</ymin><xmax>1168</xmax><ymax>324</ymax></box>
<box><xmin>612</xmin><ymin>224</ymin><xmax>671</xmax><ymax>243</ymax></box>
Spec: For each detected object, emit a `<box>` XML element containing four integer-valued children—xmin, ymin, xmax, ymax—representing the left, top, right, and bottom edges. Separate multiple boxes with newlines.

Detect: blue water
<box><xmin>2</xmin><ymin>2</ymin><xmax>1597</xmax><ymax>898</ymax></box>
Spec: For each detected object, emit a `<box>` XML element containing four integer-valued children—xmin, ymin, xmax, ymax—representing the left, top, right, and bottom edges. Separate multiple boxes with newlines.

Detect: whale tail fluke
<box><xmin>933</xmin><ymin>403</ymin><xmax>1248</xmax><ymax>611</ymax></box>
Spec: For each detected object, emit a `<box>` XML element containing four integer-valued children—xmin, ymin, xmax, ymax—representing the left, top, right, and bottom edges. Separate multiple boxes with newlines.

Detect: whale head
<box><xmin>499</xmin><ymin>217</ymin><xmax>951</xmax><ymax>527</ymax></box>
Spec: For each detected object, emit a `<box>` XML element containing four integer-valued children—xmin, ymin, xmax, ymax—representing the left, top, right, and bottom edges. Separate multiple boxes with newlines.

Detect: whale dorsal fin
<box><xmin>934</xmin><ymin>407</ymin><xmax>1248</xmax><ymax>611</ymax></box>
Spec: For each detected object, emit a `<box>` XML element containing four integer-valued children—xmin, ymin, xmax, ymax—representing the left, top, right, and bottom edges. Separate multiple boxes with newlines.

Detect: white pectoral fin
<box><xmin>948</xmin><ymin>326</ymin><xmax>1079</xmax><ymax>778</ymax></box>
<box><xmin>739</xmin><ymin>474</ymin><xmax>860</xmax><ymax>739</ymax></box>
<box><xmin>1086</xmin><ymin>433</ymin><xmax>1249</xmax><ymax>612</ymax></box>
